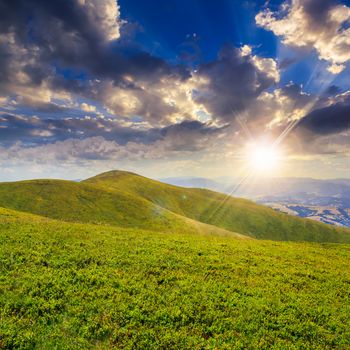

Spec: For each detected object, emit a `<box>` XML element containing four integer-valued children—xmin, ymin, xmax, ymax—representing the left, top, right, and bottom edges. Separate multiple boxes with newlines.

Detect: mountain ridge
<box><xmin>0</xmin><ymin>170</ymin><xmax>349</xmax><ymax>243</ymax></box>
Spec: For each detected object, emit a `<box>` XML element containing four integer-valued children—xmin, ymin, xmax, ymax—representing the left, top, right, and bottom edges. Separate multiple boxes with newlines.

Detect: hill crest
<box><xmin>0</xmin><ymin>170</ymin><xmax>349</xmax><ymax>243</ymax></box>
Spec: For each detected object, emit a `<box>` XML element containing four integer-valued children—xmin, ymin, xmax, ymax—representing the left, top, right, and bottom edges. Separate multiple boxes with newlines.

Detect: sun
<box><xmin>246</xmin><ymin>142</ymin><xmax>282</xmax><ymax>174</ymax></box>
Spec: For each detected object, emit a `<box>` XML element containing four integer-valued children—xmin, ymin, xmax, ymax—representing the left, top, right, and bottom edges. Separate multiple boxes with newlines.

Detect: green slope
<box><xmin>1</xmin><ymin>207</ymin><xmax>350</xmax><ymax>349</ymax></box>
<box><xmin>84</xmin><ymin>170</ymin><xmax>350</xmax><ymax>243</ymax></box>
<box><xmin>0</xmin><ymin>180</ymin><xmax>245</xmax><ymax>239</ymax></box>
<box><xmin>0</xmin><ymin>179</ymin><xmax>176</xmax><ymax>230</ymax></box>
<box><xmin>0</xmin><ymin>170</ymin><xmax>349</xmax><ymax>242</ymax></box>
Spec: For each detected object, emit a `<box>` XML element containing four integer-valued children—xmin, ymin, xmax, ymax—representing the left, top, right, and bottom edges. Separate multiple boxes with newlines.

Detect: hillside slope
<box><xmin>0</xmin><ymin>180</ymin><xmax>245</xmax><ymax>239</ymax></box>
<box><xmin>1</xmin><ymin>206</ymin><xmax>350</xmax><ymax>349</ymax></box>
<box><xmin>0</xmin><ymin>170</ymin><xmax>349</xmax><ymax>242</ymax></box>
<box><xmin>84</xmin><ymin>170</ymin><xmax>350</xmax><ymax>243</ymax></box>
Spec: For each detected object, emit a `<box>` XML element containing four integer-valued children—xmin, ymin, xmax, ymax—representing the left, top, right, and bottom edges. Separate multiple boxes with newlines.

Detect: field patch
<box><xmin>1</xmin><ymin>208</ymin><xmax>349</xmax><ymax>349</ymax></box>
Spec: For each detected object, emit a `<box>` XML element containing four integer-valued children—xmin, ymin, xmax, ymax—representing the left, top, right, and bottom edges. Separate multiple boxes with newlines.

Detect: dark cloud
<box><xmin>298</xmin><ymin>102</ymin><xmax>350</xmax><ymax>135</ymax></box>
<box><xmin>159</xmin><ymin>120</ymin><xmax>228</xmax><ymax>152</ymax></box>
<box><xmin>281</xmin><ymin>83</ymin><xmax>313</xmax><ymax>108</ymax></box>
<box><xmin>0</xmin><ymin>0</ymin><xmax>188</xmax><ymax>108</ymax></box>
<box><xmin>303</xmin><ymin>0</ymin><xmax>334</xmax><ymax>24</ymax></box>
<box><xmin>194</xmin><ymin>45</ymin><xmax>278</xmax><ymax>121</ymax></box>
<box><xmin>278</xmin><ymin>57</ymin><xmax>298</xmax><ymax>70</ymax></box>
<box><xmin>0</xmin><ymin>113</ymin><xmax>225</xmax><ymax>152</ymax></box>
<box><xmin>0</xmin><ymin>113</ymin><xmax>228</xmax><ymax>165</ymax></box>
<box><xmin>0</xmin><ymin>113</ymin><xmax>156</xmax><ymax>146</ymax></box>
<box><xmin>325</xmin><ymin>85</ymin><xmax>342</xmax><ymax>96</ymax></box>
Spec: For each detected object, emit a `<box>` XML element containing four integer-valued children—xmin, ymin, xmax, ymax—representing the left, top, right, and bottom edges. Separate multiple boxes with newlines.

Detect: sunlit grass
<box><xmin>1</xmin><ymin>208</ymin><xmax>349</xmax><ymax>349</ymax></box>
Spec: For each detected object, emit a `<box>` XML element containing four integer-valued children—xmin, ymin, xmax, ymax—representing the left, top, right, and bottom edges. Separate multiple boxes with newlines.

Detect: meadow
<box><xmin>1</xmin><ymin>207</ymin><xmax>350</xmax><ymax>349</ymax></box>
<box><xmin>0</xmin><ymin>171</ymin><xmax>349</xmax><ymax>243</ymax></box>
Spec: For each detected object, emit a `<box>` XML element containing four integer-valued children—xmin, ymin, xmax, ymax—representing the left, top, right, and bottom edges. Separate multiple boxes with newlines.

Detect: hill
<box><xmin>84</xmin><ymin>170</ymin><xmax>350</xmax><ymax>243</ymax></box>
<box><xmin>0</xmin><ymin>179</ymin><xmax>245</xmax><ymax>239</ymax></box>
<box><xmin>0</xmin><ymin>170</ymin><xmax>349</xmax><ymax>242</ymax></box>
<box><xmin>1</xmin><ymin>206</ymin><xmax>349</xmax><ymax>349</ymax></box>
<box><xmin>161</xmin><ymin>175</ymin><xmax>350</xmax><ymax>227</ymax></box>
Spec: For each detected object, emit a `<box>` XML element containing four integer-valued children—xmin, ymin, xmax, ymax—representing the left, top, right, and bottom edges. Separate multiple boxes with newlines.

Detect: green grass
<box><xmin>1</xmin><ymin>207</ymin><xmax>350</xmax><ymax>349</ymax></box>
<box><xmin>0</xmin><ymin>170</ymin><xmax>349</xmax><ymax>243</ymax></box>
<box><xmin>0</xmin><ymin>179</ymin><xmax>245</xmax><ymax>239</ymax></box>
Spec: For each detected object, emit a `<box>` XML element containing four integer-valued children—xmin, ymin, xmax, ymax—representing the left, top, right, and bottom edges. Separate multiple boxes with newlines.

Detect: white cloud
<box><xmin>0</xmin><ymin>96</ymin><xmax>8</xmax><ymax>105</ymax></box>
<box><xmin>31</xmin><ymin>130</ymin><xmax>54</xmax><ymax>137</ymax></box>
<box><xmin>0</xmin><ymin>32</ymin><xmax>72</xmax><ymax>108</ymax></box>
<box><xmin>240</xmin><ymin>45</ymin><xmax>252</xmax><ymax>56</ymax></box>
<box><xmin>96</xmin><ymin>76</ymin><xmax>202</xmax><ymax>126</ymax></box>
<box><xmin>77</xmin><ymin>0</ymin><xmax>122</xmax><ymax>41</ymax></box>
<box><xmin>251</xmin><ymin>55</ymin><xmax>280</xmax><ymax>83</ymax></box>
<box><xmin>256</xmin><ymin>0</ymin><xmax>350</xmax><ymax>73</ymax></box>
<box><xmin>80</xmin><ymin>103</ymin><xmax>97</xmax><ymax>112</ymax></box>
<box><xmin>239</xmin><ymin>45</ymin><xmax>280</xmax><ymax>83</ymax></box>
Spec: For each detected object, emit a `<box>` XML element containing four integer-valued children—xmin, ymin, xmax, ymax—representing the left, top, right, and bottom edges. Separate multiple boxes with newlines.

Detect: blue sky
<box><xmin>0</xmin><ymin>0</ymin><xmax>350</xmax><ymax>180</ymax></box>
<box><xmin>118</xmin><ymin>0</ymin><xmax>278</xmax><ymax>61</ymax></box>
<box><xmin>118</xmin><ymin>0</ymin><xmax>350</xmax><ymax>93</ymax></box>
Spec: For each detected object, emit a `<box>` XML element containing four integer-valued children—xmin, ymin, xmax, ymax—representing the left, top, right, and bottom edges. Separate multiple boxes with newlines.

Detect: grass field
<box><xmin>0</xmin><ymin>170</ymin><xmax>349</xmax><ymax>243</ymax></box>
<box><xmin>1</xmin><ymin>207</ymin><xmax>350</xmax><ymax>349</ymax></box>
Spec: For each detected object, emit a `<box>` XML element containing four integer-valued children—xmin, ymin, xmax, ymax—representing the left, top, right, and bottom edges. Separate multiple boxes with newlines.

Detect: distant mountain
<box><xmin>161</xmin><ymin>176</ymin><xmax>350</xmax><ymax>201</ymax></box>
<box><xmin>0</xmin><ymin>170</ymin><xmax>349</xmax><ymax>243</ymax></box>
<box><xmin>160</xmin><ymin>176</ymin><xmax>350</xmax><ymax>227</ymax></box>
<box><xmin>160</xmin><ymin>176</ymin><xmax>232</xmax><ymax>193</ymax></box>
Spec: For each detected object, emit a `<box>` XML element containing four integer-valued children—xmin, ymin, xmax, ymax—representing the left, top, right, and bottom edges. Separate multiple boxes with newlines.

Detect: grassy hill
<box><xmin>0</xmin><ymin>170</ymin><xmax>349</xmax><ymax>243</ymax></box>
<box><xmin>84</xmin><ymin>171</ymin><xmax>350</xmax><ymax>243</ymax></box>
<box><xmin>1</xmin><ymin>206</ymin><xmax>349</xmax><ymax>349</ymax></box>
<box><xmin>0</xmin><ymin>179</ymin><xmax>245</xmax><ymax>239</ymax></box>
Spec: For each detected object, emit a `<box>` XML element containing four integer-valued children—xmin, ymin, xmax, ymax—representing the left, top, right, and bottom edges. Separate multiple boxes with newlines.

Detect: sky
<box><xmin>1</xmin><ymin>0</ymin><xmax>350</xmax><ymax>181</ymax></box>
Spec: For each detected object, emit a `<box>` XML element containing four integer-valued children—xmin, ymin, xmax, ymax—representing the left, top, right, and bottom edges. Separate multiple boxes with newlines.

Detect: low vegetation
<box><xmin>0</xmin><ymin>170</ymin><xmax>349</xmax><ymax>243</ymax></box>
<box><xmin>1</xmin><ymin>207</ymin><xmax>350</xmax><ymax>349</ymax></box>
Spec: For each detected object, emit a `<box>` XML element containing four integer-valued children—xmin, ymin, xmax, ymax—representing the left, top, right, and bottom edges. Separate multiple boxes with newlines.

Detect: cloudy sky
<box><xmin>1</xmin><ymin>0</ymin><xmax>350</xmax><ymax>181</ymax></box>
